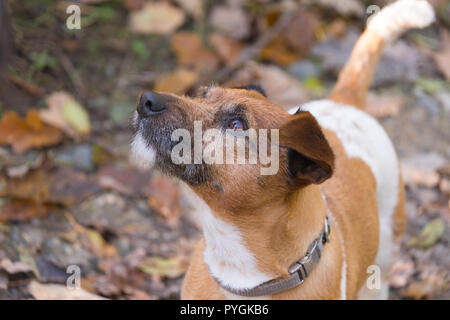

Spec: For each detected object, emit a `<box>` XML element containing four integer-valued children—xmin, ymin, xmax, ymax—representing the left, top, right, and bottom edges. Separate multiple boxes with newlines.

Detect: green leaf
<box><xmin>132</xmin><ymin>40</ymin><xmax>150</xmax><ymax>61</ymax></box>
<box><xmin>138</xmin><ymin>257</ymin><xmax>187</xmax><ymax>279</ymax></box>
<box><xmin>408</xmin><ymin>218</ymin><xmax>445</xmax><ymax>249</ymax></box>
<box><xmin>415</xmin><ymin>78</ymin><xmax>448</xmax><ymax>94</ymax></box>
<box><xmin>303</xmin><ymin>76</ymin><xmax>325</xmax><ymax>96</ymax></box>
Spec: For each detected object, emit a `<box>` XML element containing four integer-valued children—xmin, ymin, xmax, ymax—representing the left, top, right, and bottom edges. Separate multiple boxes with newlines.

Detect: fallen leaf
<box><xmin>154</xmin><ymin>69</ymin><xmax>198</xmax><ymax>94</ymax></box>
<box><xmin>123</xmin><ymin>0</ymin><xmax>144</xmax><ymax>11</ymax></box>
<box><xmin>0</xmin><ymin>167</ymin><xmax>100</xmax><ymax>207</ymax></box>
<box><xmin>1</xmin><ymin>150</ymin><xmax>45</xmax><ymax>178</ymax></box>
<box><xmin>0</xmin><ymin>200</ymin><xmax>49</xmax><ymax>223</ymax></box>
<box><xmin>228</xmin><ymin>62</ymin><xmax>311</xmax><ymax>110</ymax></box>
<box><xmin>400</xmin><ymin>271</ymin><xmax>446</xmax><ymax>300</ymax></box>
<box><xmin>326</xmin><ymin>19</ymin><xmax>347</xmax><ymax>38</ymax></box>
<box><xmin>40</xmin><ymin>91</ymin><xmax>91</xmax><ymax>139</ymax></box>
<box><xmin>366</xmin><ymin>91</ymin><xmax>406</xmax><ymax>118</ymax></box>
<box><xmin>28</xmin><ymin>280</ymin><xmax>107</xmax><ymax>300</ymax></box>
<box><xmin>209</xmin><ymin>33</ymin><xmax>243</xmax><ymax>64</ymax></box>
<box><xmin>174</xmin><ymin>0</ymin><xmax>203</xmax><ymax>19</ymax></box>
<box><xmin>439</xmin><ymin>178</ymin><xmax>450</xmax><ymax>196</ymax></box>
<box><xmin>0</xmin><ymin>110</ymin><xmax>63</xmax><ymax>154</ymax></box>
<box><xmin>389</xmin><ymin>259</ymin><xmax>415</xmax><ymax>288</ymax></box>
<box><xmin>64</xmin><ymin>213</ymin><xmax>117</xmax><ymax>258</ymax></box>
<box><xmin>0</xmin><ymin>258</ymin><xmax>34</xmax><ymax>275</ymax></box>
<box><xmin>408</xmin><ymin>218</ymin><xmax>445</xmax><ymax>249</ymax></box>
<box><xmin>401</xmin><ymin>153</ymin><xmax>447</xmax><ymax>188</ymax></box>
<box><xmin>433</xmin><ymin>30</ymin><xmax>450</xmax><ymax>80</ymax></box>
<box><xmin>209</xmin><ymin>5</ymin><xmax>250</xmax><ymax>40</ymax></box>
<box><xmin>85</xmin><ymin>229</ymin><xmax>117</xmax><ymax>258</ymax></box>
<box><xmin>304</xmin><ymin>0</ymin><xmax>365</xmax><ymax>17</ymax></box>
<box><xmin>97</xmin><ymin>165</ymin><xmax>152</xmax><ymax>196</ymax></box>
<box><xmin>284</xmin><ymin>9</ymin><xmax>319</xmax><ymax>53</ymax></box>
<box><xmin>147</xmin><ymin>176</ymin><xmax>181</xmax><ymax>224</ymax></box>
<box><xmin>171</xmin><ymin>32</ymin><xmax>219</xmax><ymax>72</ymax></box>
<box><xmin>62</xmin><ymin>99</ymin><xmax>91</xmax><ymax>135</ymax></box>
<box><xmin>260</xmin><ymin>36</ymin><xmax>301</xmax><ymax>66</ymax></box>
<box><xmin>138</xmin><ymin>256</ymin><xmax>187</xmax><ymax>279</ymax></box>
<box><xmin>129</xmin><ymin>1</ymin><xmax>185</xmax><ymax>35</ymax></box>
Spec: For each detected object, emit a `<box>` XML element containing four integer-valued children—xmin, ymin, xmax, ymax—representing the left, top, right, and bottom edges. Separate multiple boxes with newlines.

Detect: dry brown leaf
<box><xmin>401</xmin><ymin>153</ymin><xmax>447</xmax><ymax>188</ymax></box>
<box><xmin>97</xmin><ymin>165</ymin><xmax>153</xmax><ymax>196</ymax></box>
<box><xmin>284</xmin><ymin>9</ymin><xmax>319</xmax><ymax>53</ymax></box>
<box><xmin>123</xmin><ymin>0</ymin><xmax>144</xmax><ymax>11</ymax></box>
<box><xmin>260</xmin><ymin>36</ymin><xmax>301</xmax><ymax>66</ymax></box>
<box><xmin>129</xmin><ymin>2</ymin><xmax>185</xmax><ymax>35</ymax></box>
<box><xmin>366</xmin><ymin>91</ymin><xmax>406</xmax><ymax>118</ymax></box>
<box><xmin>0</xmin><ymin>258</ymin><xmax>34</xmax><ymax>275</ymax></box>
<box><xmin>147</xmin><ymin>176</ymin><xmax>181</xmax><ymax>224</ymax></box>
<box><xmin>400</xmin><ymin>271</ymin><xmax>446</xmax><ymax>300</ymax></box>
<box><xmin>171</xmin><ymin>32</ymin><xmax>220</xmax><ymax>72</ymax></box>
<box><xmin>228</xmin><ymin>62</ymin><xmax>310</xmax><ymax>110</ymax></box>
<box><xmin>0</xmin><ymin>110</ymin><xmax>63</xmax><ymax>154</ymax></box>
<box><xmin>209</xmin><ymin>33</ymin><xmax>243</xmax><ymax>64</ymax></box>
<box><xmin>389</xmin><ymin>259</ymin><xmax>415</xmax><ymax>288</ymax></box>
<box><xmin>433</xmin><ymin>30</ymin><xmax>450</xmax><ymax>80</ymax></box>
<box><xmin>28</xmin><ymin>280</ymin><xmax>107</xmax><ymax>300</ymax></box>
<box><xmin>0</xmin><ymin>200</ymin><xmax>49</xmax><ymax>223</ymax></box>
<box><xmin>304</xmin><ymin>0</ymin><xmax>364</xmax><ymax>17</ymax></box>
<box><xmin>63</xmin><ymin>213</ymin><xmax>117</xmax><ymax>258</ymax></box>
<box><xmin>326</xmin><ymin>19</ymin><xmax>348</xmax><ymax>38</ymax></box>
<box><xmin>209</xmin><ymin>5</ymin><xmax>250</xmax><ymax>40</ymax></box>
<box><xmin>174</xmin><ymin>0</ymin><xmax>203</xmax><ymax>19</ymax></box>
<box><xmin>0</xmin><ymin>167</ymin><xmax>100</xmax><ymax>207</ymax></box>
<box><xmin>439</xmin><ymin>178</ymin><xmax>450</xmax><ymax>196</ymax></box>
<box><xmin>154</xmin><ymin>69</ymin><xmax>198</xmax><ymax>94</ymax></box>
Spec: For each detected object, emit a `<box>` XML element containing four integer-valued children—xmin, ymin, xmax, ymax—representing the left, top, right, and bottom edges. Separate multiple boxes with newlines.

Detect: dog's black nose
<box><xmin>137</xmin><ymin>92</ymin><xmax>167</xmax><ymax>117</ymax></box>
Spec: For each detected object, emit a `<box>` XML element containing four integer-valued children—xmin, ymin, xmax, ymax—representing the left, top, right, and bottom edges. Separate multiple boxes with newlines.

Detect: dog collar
<box><xmin>214</xmin><ymin>217</ymin><xmax>331</xmax><ymax>297</ymax></box>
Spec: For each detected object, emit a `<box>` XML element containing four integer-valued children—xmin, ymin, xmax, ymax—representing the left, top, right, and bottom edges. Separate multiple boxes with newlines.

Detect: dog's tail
<box><xmin>329</xmin><ymin>0</ymin><xmax>435</xmax><ymax>109</ymax></box>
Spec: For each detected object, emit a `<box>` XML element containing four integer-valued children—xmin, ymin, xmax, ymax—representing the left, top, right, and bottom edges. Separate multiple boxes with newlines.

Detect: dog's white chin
<box><xmin>131</xmin><ymin>131</ymin><xmax>156</xmax><ymax>166</ymax></box>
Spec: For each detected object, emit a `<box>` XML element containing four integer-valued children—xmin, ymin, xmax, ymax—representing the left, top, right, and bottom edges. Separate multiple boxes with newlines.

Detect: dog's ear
<box><xmin>279</xmin><ymin>111</ymin><xmax>334</xmax><ymax>187</ymax></box>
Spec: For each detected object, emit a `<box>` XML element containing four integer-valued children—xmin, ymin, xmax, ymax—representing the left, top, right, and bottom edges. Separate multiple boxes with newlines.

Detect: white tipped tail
<box><xmin>330</xmin><ymin>0</ymin><xmax>435</xmax><ymax>109</ymax></box>
<box><xmin>368</xmin><ymin>0</ymin><xmax>435</xmax><ymax>44</ymax></box>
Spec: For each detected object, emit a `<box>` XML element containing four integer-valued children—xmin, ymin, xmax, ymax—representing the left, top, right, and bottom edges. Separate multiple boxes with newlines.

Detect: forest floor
<box><xmin>0</xmin><ymin>0</ymin><xmax>448</xmax><ymax>300</ymax></box>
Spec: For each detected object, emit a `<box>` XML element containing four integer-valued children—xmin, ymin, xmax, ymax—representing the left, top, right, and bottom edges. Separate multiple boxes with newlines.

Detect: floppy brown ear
<box><xmin>279</xmin><ymin>111</ymin><xmax>335</xmax><ymax>187</ymax></box>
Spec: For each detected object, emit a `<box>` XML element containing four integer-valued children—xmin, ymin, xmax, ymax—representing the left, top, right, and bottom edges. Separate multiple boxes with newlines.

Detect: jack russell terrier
<box><xmin>132</xmin><ymin>0</ymin><xmax>435</xmax><ymax>299</ymax></box>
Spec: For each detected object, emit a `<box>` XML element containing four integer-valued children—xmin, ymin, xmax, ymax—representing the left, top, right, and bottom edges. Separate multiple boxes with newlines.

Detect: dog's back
<box><xmin>287</xmin><ymin>0</ymin><xmax>433</xmax><ymax>299</ymax></box>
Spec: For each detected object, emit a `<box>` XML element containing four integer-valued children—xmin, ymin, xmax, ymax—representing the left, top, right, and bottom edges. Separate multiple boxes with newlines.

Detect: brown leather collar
<box><xmin>214</xmin><ymin>217</ymin><xmax>331</xmax><ymax>297</ymax></box>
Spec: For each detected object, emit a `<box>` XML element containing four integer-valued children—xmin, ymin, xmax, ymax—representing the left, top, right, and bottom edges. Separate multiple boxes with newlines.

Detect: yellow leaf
<box><xmin>129</xmin><ymin>2</ymin><xmax>185</xmax><ymax>35</ymax></box>
<box><xmin>63</xmin><ymin>99</ymin><xmax>91</xmax><ymax>135</ymax></box>
<box><xmin>154</xmin><ymin>69</ymin><xmax>198</xmax><ymax>94</ymax></box>
<box><xmin>138</xmin><ymin>256</ymin><xmax>187</xmax><ymax>279</ymax></box>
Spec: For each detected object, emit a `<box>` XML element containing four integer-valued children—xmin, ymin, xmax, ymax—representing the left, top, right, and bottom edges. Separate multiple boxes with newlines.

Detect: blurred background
<box><xmin>0</xmin><ymin>0</ymin><xmax>448</xmax><ymax>300</ymax></box>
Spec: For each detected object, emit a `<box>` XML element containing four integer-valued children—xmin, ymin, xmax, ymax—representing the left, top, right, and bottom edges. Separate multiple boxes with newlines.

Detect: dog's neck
<box><xmin>196</xmin><ymin>184</ymin><xmax>327</xmax><ymax>291</ymax></box>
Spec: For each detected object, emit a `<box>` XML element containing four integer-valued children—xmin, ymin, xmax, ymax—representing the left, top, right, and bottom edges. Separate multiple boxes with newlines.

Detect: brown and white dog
<box><xmin>132</xmin><ymin>0</ymin><xmax>435</xmax><ymax>299</ymax></box>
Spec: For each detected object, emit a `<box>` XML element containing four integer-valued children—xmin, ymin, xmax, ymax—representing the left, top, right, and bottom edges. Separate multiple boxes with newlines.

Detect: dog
<box><xmin>132</xmin><ymin>0</ymin><xmax>434</xmax><ymax>299</ymax></box>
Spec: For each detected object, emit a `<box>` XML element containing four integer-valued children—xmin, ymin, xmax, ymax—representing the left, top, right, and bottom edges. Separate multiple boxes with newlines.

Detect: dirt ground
<box><xmin>0</xmin><ymin>0</ymin><xmax>448</xmax><ymax>300</ymax></box>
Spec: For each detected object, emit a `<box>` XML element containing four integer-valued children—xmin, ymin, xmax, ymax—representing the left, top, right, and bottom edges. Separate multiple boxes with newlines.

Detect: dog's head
<box><xmin>132</xmin><ymin>85</ymin><xmax>334</xmax><ymax>213</ymax></box>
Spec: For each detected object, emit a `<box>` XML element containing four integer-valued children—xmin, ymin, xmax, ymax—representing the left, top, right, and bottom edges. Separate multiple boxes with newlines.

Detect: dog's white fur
<box><xmin>368</xmin><ymin>0</ymin><xmax>435</xmax><ymax>44</ymax></box>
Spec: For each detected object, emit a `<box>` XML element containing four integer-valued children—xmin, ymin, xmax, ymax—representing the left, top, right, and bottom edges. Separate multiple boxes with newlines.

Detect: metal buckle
<box><xmin>323</xmin><ymin>217</ymin><xmax>330</xmax><ymax>243</ymax></box>
<box><xmin>288</xmin><ymin>239</ymin><xmax>318</xmax><ymax>280</ymax></box>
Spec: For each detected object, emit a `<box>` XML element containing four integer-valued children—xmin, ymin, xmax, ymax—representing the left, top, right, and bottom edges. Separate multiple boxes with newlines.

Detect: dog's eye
<box><xmin>228</xmin><ymin>119</ymin><xmax>245</xmax><ymax>130</ymax></box>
